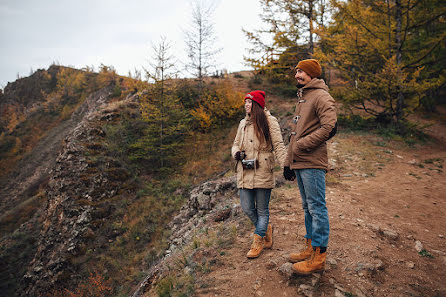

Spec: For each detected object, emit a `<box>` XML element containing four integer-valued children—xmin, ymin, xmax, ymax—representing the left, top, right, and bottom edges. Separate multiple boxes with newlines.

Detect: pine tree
<box><xmin>136</xmin><ymin>37</ymin><xmax>189</xmax><ymax>173</ymax></box>
<box><xmin>243</xmin><ymin>0</ymin><xmax>332</xmax><ymax>81</ymax></box>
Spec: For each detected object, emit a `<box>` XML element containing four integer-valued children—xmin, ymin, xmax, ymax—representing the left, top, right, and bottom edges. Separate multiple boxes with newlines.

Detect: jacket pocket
<box><xmin>292</xmin><ymin>143</ymin><xmax>326</xmax><ymax>164</ymax></box>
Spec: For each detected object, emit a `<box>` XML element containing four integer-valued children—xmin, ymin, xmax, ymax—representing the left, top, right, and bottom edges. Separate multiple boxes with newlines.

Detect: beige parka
<box><xmin>232</xmin><ymin>109</ymin><xmax>287</xmax><ymax>189</ymax></box>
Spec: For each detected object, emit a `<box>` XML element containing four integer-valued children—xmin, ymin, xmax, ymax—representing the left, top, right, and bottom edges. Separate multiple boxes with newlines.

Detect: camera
<box><xmin>242</xmin><ymin>158</ymin><xmax>257</xmax><ymax>169</ymax></box>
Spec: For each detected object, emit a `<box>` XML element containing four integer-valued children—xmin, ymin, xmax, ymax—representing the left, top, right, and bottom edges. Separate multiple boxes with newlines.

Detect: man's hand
<box><xmin>283</xmin><ymin>166</ymin><xmax>296</xmax><ymax>181</ymax></box>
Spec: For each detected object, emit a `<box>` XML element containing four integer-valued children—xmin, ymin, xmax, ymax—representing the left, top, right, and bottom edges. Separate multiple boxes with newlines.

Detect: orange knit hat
<box><xmin>296</xmin><ymin>59</ymin><xmax>322</xmax><ymax>78</ymax></box>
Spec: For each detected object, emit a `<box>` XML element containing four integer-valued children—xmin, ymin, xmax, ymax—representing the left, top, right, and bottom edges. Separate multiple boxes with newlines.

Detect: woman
<box><xmin>232</xmin><ymin>90</ymin><xmax>287</xmax><ymax>258</ymax></box>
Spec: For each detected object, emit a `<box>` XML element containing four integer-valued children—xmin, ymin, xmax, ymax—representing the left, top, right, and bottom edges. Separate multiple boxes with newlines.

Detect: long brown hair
<box><xmin>250</xmin><ymin>101</ymin><xmax>271</xmax><ymax>145</ymax></box>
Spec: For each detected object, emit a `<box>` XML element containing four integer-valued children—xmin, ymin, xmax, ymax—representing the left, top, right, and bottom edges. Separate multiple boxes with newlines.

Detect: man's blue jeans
<box><xmin>295</xmin><ymin>169</ymin><xmax>329</xmax><ymax>247</ymax></box>
<box><xmin>239</xmin><ymin>188</ymin><xmax>271</xmax><ymax>237</ymax></box>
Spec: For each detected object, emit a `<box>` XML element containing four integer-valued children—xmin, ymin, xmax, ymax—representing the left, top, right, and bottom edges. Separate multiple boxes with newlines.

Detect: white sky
<box><xmin>0</xmin><ymin>0</ymin><xmax>262</xmax><ymax>88</ymax></box>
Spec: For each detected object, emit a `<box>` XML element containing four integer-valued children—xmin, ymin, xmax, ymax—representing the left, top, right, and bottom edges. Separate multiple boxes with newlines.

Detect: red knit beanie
<box><xmin>244</xmin><ymin>90</ymin><xmax>265</xmax><ymax>109</ymax></box>
<box><xmin>296</xmin><ymin>59</ymin><xmax>322</xmax><ymax>78</ymax></box>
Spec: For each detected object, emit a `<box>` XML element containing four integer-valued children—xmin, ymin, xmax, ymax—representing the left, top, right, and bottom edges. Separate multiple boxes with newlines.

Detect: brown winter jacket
<box><xmin>285</xmin><ymin>78</ymin><xmax>337</xmax><ymax>171</ymax></box>
<box><xmin>232</xmin><ymin>109</ymin><xmax>287</xmax><ymax>189</ymax></box>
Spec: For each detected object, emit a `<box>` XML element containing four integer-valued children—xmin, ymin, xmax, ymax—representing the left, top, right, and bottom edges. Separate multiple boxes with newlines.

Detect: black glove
<box><xmin>235</xmin><ymin>151</ymin><xmax>242</xmax><ymax>160</ymax></box>
<box><xmin>283</xmin><ymin>166</ymin><xmax>295</xmax><ymax>181</ymax></box>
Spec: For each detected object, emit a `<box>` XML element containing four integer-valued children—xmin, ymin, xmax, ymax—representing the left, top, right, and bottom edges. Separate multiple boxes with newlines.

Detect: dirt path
<box><xmin>193</xmin><ymin>134</ymin><xmax>446</xmax><ymax>297</ymax></box>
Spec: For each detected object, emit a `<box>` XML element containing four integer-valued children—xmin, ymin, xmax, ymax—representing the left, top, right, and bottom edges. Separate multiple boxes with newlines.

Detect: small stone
<box><xmin>266</xmin><ymin>260</ymin><xmax>277</xmax><ymax>270</ymax></box>
<box><xmin>256</xmin><ymin>291</ymin><xmax>264</xmax><ymax>297</ymax></box>
<box><xmin>406</xmin><ymin>262</ymin><xmax>415</xmax><ymax>269</ymax></box>
<box><xmin>329</xmin><ymin>278</ymin><xmax>336</xmax><ymax>285</ymax></box>
<box><xmin>367</xmin><ymin>224</ymin><xmax>381</xmax><ymax>232</ymax></box>
<box><xmin>397</xmin><ymin>155</ymin><xmax>403</xmax><ymax>159</ymax></box>
<box><xmin>407</xmin><ymin>234</ymin><xmax>414</xmax><ymax>240</ymax></box>
<box><xmin>375</xmin><ymin>259</ymin><xmax>384</xmax><ymax>270</ymax></box>
<box><xmin>213</xmin><ymin>208</ymin><xmax>231</xmax><ymax>222</ymax></box>
<box><xmin>415</xmin><ymin>240</ymin><xmax>423</xmax><ymax>253</ymax></box>
<box><xmin>341</xmin><ymin>174</ymin><xmax>353</xmax><ymax>177</ymax></box>
<box><xmin>278</xmin><ymin>263</ymin><xmax>294</xmax><ymax>278</ymax></box>
<box><xmin>334</xmin><ymin>284</ymin><xmax>346</xmax><ymax>292</ymax></box>
<box><xmin>353</xmin><ymin>288</ymin><xmax>367</xmax><ymax>297</ymax></box>
<box><xmin>335</xmin><ymin>289</ymin><xmax>345</xmax><ymax>297</ymax></box>
<box><xmin>382</xmin><ymin>229</ymin><xmax>399</xmax><ymax>240</ymax></box>
<box><xmin>311</xmin><ymin>273</ymin><xmax>321</xmax><ymax>286</ymax></box>
<box><xmin>327</xmin><ymin>258</ymin><xmax>338</xmax><ymax>266</ymax></box>
<box><xmin>299</xmin><ymin>284</ymin><xmax>314</xmax><ymax>297</ymax></box>
<box><xmin>439</xmin><ymin>234</ymin><xmax>444</xmax><ymax>238</ymax></box>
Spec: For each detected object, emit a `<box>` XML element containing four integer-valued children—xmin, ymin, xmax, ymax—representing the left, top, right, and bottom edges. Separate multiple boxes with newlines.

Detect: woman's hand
<box><xmin>235</xmin><ymin>151</ymin><xmax>242</xmax><ymax>160</ymax></box>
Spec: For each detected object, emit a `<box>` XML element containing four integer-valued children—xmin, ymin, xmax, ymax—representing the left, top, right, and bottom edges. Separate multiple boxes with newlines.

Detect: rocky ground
<box><xmin>134</xmin><ymin>125</ymin><xmax>446</xmax><ymax>297</ymax></box>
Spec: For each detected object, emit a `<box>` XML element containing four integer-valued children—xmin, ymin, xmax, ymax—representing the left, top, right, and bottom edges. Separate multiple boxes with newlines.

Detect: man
<box><xmin>283</xmin><ymin>58</ymin><xmax>337</xmax><ymax>275</ymax></box>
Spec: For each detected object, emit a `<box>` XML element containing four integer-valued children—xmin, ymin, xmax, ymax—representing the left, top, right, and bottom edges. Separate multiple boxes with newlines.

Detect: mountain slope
<box><xmin>133</xmin><ymin>131</ymin><xmax>446</xmax><ymax>297</ymax></box>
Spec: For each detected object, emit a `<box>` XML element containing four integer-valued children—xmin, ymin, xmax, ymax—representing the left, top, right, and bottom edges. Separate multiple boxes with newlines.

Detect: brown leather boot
<box><xmin>289</xmin><ymin>238</ymin><xmax>312</xmax><ymax>263</ymax></box>
<box><xmin>292</xmin><ymin>247</ymin><xmax>326</xmax><ymax>275</ymax></box>
<box><xmin>264</xmin><ymin>224</ymin><xmax>273</xmax><ymax>249</ymax></box>
<box><xmin>247</xmin><ymin>234</ymin><xmax>264</xmax><ymax>259</ymax></box>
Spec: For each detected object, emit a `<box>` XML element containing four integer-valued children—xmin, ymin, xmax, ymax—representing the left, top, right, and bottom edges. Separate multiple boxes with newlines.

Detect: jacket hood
<box><xmin>300</xmin><ymin>78</ymin><xmax>329</xmax><ymax>92</ymax></box>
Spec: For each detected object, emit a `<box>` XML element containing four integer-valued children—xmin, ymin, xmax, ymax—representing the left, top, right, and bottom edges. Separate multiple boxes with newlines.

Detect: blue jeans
<box><xmin>239</xmin><ymin>188</ymin><xmax>271</xmax><ymax>237</ymax></box>
<box><xmin>295</xmin><ymin>169</ymin><xmax>329</xmax><ymax>247</ymax></box>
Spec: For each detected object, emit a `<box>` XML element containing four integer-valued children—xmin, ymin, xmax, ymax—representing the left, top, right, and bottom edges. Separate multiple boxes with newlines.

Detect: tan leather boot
<box><xmin>292</xmin><ymin>247</ymin><xmax>326</xmax><ymax>275</ymax></box>
<box><xmin>247</xmin><ymin>234</ymin><xmax>264</xmax><ymax>258</ymax></box>
<box><xmin>289</xmin><ymin>238</ymin><xmax>312</xmax><ymax>263</ymax></box>
<box><xmin>264</xmin><ymin>224</ymin><xmax>273</xmax><ymax>249</ymax></box>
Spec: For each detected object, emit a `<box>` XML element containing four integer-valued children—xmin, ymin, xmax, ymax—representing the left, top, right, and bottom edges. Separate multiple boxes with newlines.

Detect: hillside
<box><xmin>130</xmin><ymin>75</ymin><xmax>446</xmax><ymax>297</ymax></box>
<box><xmin>133</xmin><ymin>126</ymin><xmax>446</xmax><ymax>297</ymax></box>
<box><xmin>0</xmin><ymin>66</ymin><xmax>445</xmax><ymax>297</ymax></box>
<box><xmin>0</xmin><ymin>66</ymin><xmax>243</xmax><ymax>296</ymax></box>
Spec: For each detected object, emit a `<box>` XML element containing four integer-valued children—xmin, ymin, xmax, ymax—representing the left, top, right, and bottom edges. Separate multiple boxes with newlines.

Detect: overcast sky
<box><xmin>0</xmin><ymin>0</ymin><xmax>262</xmax><ymax>88</ymax></box>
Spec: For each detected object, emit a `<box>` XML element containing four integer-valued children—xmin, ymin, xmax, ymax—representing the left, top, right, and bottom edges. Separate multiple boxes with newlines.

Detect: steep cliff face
<box><xmin>0</xmin><ymin>68</ymin><xmax>110</xmax><ymax>297</ymax></box>
<box><xmin>0</xmin><ymin>65</ymin><xmax>142</xmax><ymax>296</ymax></box>
<box><xmin>21</xmin><ymin>90</ymin><xmax>141</xmax><ymax>296</ymax></box>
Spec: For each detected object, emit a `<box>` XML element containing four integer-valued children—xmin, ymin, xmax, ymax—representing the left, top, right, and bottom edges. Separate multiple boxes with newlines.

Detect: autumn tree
<box><xmin>190</xmin><ymin>80</ymin><xmax>244</xmax><ymax>131</ymax></box>
<box><xmin>184</xmin><ymin>0</ymin><xmax>221</xmax><ymax>89</ymax></box>
<box><xmin>316</xmin><ymin>0</ymin><xmax>445</xmax><ymax>123</ymax></box>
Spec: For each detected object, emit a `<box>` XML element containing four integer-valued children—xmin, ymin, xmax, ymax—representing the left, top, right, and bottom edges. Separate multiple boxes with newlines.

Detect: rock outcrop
<box><xmin>131</xmin><ymin>176</ymin><xmax>239</xmax><ymax>297</ymax></box>
<box><xmin>22</xmin><ymin>88</ymin><xmax>138</xmax><ymax>296</ymax></box>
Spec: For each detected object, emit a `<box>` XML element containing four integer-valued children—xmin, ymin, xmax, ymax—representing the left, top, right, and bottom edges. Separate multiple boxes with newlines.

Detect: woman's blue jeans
<box><xmin>295</xmin><ymin>169</ymin><xmax>329</xmax><ymax>248</ymax></box>
<box><xmin>239</xmin><ymin>188</ymin><xmax>271</xmax><ymax>237</ymax></box>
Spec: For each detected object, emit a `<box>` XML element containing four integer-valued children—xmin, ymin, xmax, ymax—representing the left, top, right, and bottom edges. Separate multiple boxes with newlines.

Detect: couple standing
<box><xmin>231</xmin><ymin>59</ymin><xmax>337</xmax><ymax>275</ymax></box>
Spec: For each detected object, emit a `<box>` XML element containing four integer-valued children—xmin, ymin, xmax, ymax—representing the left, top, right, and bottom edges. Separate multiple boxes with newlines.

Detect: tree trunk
<box><xmin>395</xmin><ymin>0</ymin><xmax>404</xmax><ymax>123</ymax></box>
<box><xmin>308</xmin><ymin>0</ymin><xmax>314</xmax><ymax>54</ymax></box>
